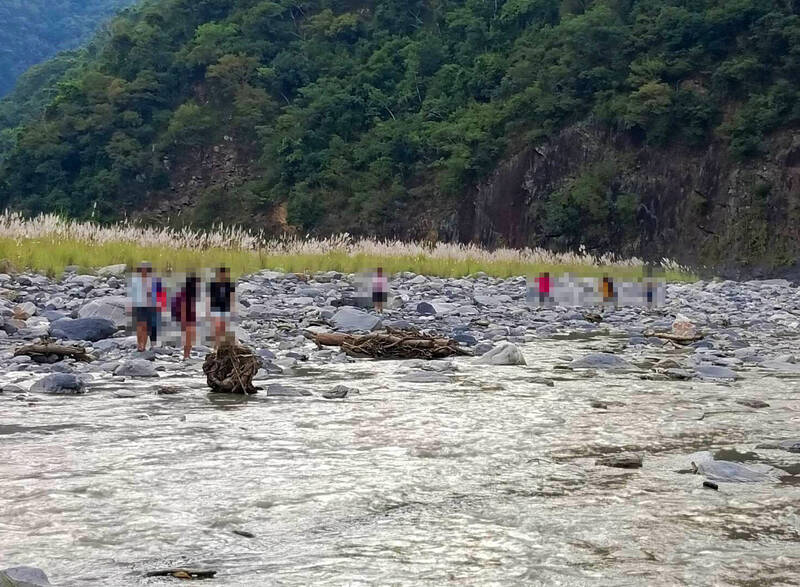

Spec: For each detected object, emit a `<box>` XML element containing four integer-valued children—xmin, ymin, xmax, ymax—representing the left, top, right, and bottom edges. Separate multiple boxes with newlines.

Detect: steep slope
<box><xmin>0</xmin><ymin>0</ymin><xmax>138</xmax><ymax>96</ymax></box>
<box><xmin>1</xmin><ymin>0</ymin><xmax>799</xmax><ymax>271</ymax></box>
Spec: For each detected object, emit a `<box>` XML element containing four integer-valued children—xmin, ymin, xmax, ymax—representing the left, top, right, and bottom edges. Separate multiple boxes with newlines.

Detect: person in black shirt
<box><xmin>209</xmin><ymin>266</ymin><xmax>235</xmax><ymax>348</ymax></box>
<box><xmin>176</xmin><ymin>272</ymin><xmax>200</xmax><ymax>359</ymax></box>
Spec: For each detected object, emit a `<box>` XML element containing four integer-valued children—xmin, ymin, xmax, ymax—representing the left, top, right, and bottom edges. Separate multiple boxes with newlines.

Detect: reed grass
<box><xmin>0</xmin><ymin>212</ymin><xmax>695</xmax><ymax>281</ymax></box>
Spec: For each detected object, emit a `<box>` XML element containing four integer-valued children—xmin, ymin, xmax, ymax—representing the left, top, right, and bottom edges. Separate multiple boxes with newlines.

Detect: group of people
<box><xmin>129</xmin><ymin>264</ymin><xmax>236</xmax><ymax>358</ymax></box>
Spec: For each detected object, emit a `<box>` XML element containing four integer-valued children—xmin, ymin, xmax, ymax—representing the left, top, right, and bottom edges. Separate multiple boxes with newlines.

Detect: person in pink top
<box><xmin>372</xmin><ymin>267</ymin><xmax>389</xmax><ymax>313</ymax></box>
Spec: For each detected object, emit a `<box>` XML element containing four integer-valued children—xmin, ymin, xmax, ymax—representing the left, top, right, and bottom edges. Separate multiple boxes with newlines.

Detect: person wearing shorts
<box><xmin>372</xmin><ymin>267</ymin><xmax>388</xmax><ymax>313</ymax></box>
<box><xmin>209</xmin><ymin>266</ymin><xmax>235</xmax><ymax>348</ymax></box>
<box><xmin>130</xmin><ymin>262</ymin><xmax>154</xmax><ymax>352</ymax></box>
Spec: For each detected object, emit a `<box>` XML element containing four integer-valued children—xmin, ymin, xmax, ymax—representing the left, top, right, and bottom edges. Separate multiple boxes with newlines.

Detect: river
<box><xmin>2</xmin><ymin>334</ymin><xmax>799</xmax><ymax>585</ymax></box>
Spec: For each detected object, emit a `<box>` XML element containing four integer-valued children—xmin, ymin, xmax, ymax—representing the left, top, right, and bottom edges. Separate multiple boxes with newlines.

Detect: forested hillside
<box><xmin>1</xmin><ymin>0</ymin><xmax>799</xmax><ymax>270</ymax></box>
<box><xmin>0</xmin><ymin>0</ymin><xmax>137</xmax><ymax>96</ymax></box>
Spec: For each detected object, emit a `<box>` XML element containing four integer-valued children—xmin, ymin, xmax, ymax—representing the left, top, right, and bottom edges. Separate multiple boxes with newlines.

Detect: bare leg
<box><xmin>136</xmin><ymin>320</ymin><xmax>147</xmax><ymax>352</ymax></box>
<box><xmin>183</xmin><ymin>323</ymin><xmax>196</xmax><ymax>359</ymax></box>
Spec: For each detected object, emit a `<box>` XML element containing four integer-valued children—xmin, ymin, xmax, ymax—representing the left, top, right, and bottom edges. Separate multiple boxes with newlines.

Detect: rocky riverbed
<box><xmin>1</xmin><ymin>267</ymin><xmax>799</xmax><ymax>585</ymax></box>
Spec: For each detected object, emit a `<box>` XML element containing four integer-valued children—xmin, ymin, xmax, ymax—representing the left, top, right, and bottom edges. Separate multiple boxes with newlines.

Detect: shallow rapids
<box><xmin>2</xmin><ymin>335</ymin><xmax>799</xmax><ymax>585</ymax></box>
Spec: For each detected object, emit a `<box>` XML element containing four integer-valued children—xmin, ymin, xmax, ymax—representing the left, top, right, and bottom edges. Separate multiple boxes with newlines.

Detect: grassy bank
<box><xmin>0</xmin><ymin>213</ymin><xmax>695</xmax><ymax>281</ymax></box>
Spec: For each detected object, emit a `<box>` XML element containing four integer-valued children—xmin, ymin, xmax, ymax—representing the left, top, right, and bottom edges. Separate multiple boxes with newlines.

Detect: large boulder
<box><xmin>475</xmin><ymin>342</ymin><xmax>526</xmax><ymax>366</ymax></box>
<box><xmin>14</xmin><ymin>302</ymin><xmax>37</xmax><ymax>320</ymax></box>
<box><xmin>96</xmin><ymin>264</ymin><xmax>127</xmax><ymax>277</ymax></box>
<box><xmin>78</xmin><ymin>296</ymin><xmax>128</xmax><ymax>328</ymax></box>
<box><xmin>114</xmin><ymin>359</ymin><xmax>158</xmax><ymax>378</ymax></box>
<box><xmin>51</xmin><ymin>317</ymin><xmax>117</xmax><ymax>342</ymax></box>
<box><xmin>570</xmin><ymin>353</ymin><xmax>631</xmax><ymax>370</ymax></box>
<box><xmin>331</xmin><ymin>308</ymin><xmax>381</xmax><ymax>333</ymax></box>
<box><xmin>31</xmin><ymin>373</ymin><xmax>86</xmax><ymax>395</ymax></box>
<box><xmin>0</xmin><ymin>566</ymin><xmax>51</xmax><ymax>587</ymax></box>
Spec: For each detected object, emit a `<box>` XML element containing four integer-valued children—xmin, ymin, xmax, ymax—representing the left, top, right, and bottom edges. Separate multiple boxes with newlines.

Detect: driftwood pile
<box><xmin>202</xmin><ymin>342</ymin><xmax>260</xmax><ymax>394</ymax></box>
<box><xmin>642</xmin><ymin>329</ymin><xmax>704</xmax><ymax>345</ymax></box>
<box><xmin>313</xmin><ymin>328</ymin><xmax>471</xmax><ymax>360</ymax></box>
<box><xmin>15</xmin><ymin>342</ymin><xmax>93</xmax><ymax>363</ymax></box>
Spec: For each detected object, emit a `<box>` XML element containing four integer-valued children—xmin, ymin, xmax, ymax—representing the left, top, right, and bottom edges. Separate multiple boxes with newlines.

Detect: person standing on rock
<box><xmin>173</xmin><ymin>272</ymin><xmax>200</xmax><ymax>359</ymax></box>
<box><xmin>372</xmin><ymin>267</ymin><xmax>388</xmax><ymax>313</ymax></box>
<box><xmin>209</xmin><ymin>266</ymin><xmax>235</xmax><ymax>348</ymax></box>
<box><xmin>536</xmin><ymin>271</ymin><xmax>551</xmax><ymax>306</ymax></box>
<box><xmin>130</xmin><ymin>262</ymin><xmax>154</xmax><ymax>352</ymax></box>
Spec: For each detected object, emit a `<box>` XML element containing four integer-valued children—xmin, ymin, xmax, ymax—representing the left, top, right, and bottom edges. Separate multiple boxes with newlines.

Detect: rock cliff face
<box><xmin>459</xmin><ymin>124</ymin><xmax>800</xmax><ymax>277</ymax></box>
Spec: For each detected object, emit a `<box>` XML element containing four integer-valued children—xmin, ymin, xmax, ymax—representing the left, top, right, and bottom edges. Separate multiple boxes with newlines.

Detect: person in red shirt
<box><xmin>536</xmin><ymin>271</ymin><xmax>551</xmax><ymax>305</ymax></box>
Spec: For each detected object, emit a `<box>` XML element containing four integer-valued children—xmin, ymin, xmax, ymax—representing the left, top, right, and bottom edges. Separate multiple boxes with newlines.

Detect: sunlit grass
<box><xmin>0</xmin><ymin>212</ymin><xmax>696</xmax><ymax>281</ymax></box>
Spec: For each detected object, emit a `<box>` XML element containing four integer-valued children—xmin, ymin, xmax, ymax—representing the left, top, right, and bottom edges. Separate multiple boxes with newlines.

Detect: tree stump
<box><xmin>202</xmin><ymin>342</ymin><xmax>260</xmax><ymax>394</ymax></box>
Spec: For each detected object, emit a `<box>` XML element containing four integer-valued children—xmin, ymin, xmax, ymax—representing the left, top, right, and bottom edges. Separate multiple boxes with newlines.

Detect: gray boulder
<box><xmin>331</xmin><ymin>308</ymin><xmax>381</xmax><ymax>333</ymax></box>
<box><xmin>475</xmin><ymin>342</ymin><xmax>526</xmax><ymax>366</ymax></box>
<box><xmin>694</xmin><ymin>365</ymin><xmax>737</xmax><ymax>381</ymax></box>
<box><xmin>266</xmin><ymin>384</ymin><xmax>312</xmax><ymax>397</ymax></box>
<box><xmin>0</xmin><ymin>566</ymin><xmax>51</xmax><ymax>587</ymax></box>
<box><xmin>322</xmin><ymin>385</ymin><xmax>354</xmax><ymax>399</ymax></box>
<box><xmin>755</xmin><ymin>440</ymin><xmax>800</xmax><ymax>453</ymax></box>
<box><xmin>114</xmin><ymin>359</ymin><xmax>158</xmax><ymax>378</ymax></box>
<box><xmin>51</xmin><ymin>317</ymin><xmax>116</xmax><ymax>342</ymax></box>
<box><xmin>571</xmin><ymin>353</ymin><xmax>631</xmax><ymax>370</ymax></box>
<box><xmin>31</xmin><ymin>373</ymin><xmax>86</xmax><ymax>395</ymax></box>
<box><xmin>597</xmin><ymin>453</ymin><xmax>643</xmax><ymax>469</ymax></box>
<box><xmin>77</xmin><ymin>296</ymin><xmax>128</xmax><ymax>328</ymax></box>
<box><xmin>690</xmin><ymin>451</ymin><xmax>778</xmax><ymax>483</ymax></box>
<box><xmin>96</xmin><ymin>264</ymin><xmax>127</xmax><ymax>277</ymax></box>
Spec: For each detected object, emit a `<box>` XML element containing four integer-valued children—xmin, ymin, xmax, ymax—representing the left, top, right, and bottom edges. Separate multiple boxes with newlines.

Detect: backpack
<box><xmin>171</xmin><ymin>290</ymin><xmax>184</xmax><ymax>322</ymax></box>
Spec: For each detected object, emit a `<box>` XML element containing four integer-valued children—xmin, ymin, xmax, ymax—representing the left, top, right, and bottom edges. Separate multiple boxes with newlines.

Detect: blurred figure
<box><xmin>209</xmin><ymin>266</ymin><xmax>235</xmax><ymax>348</ymax></box>
<box><xmin>372</xmin><ymin>267</ymin><xmax>388</xmax><ymax>313</ymax></box>
<box><xmin>130</xmin><ymin>262</ymin><xmax>154</xmax><ymax>352</ymax></box>
<box><xmin>149</xmin><ymin>269</ymin><xmax>166</xmax><ymax>347</ymax></box>
<box><xmin>536</xmin><ymin>271</ymin><xmax>551</xmax><ymax>306</ymax></box>
<box><xmin>601</xmin><ymin>275</ymin><xmax>616</xmax><ymax>306</ymax></box>
<box><xmin>173</xmin><ymin>272</ymin><xmax>200</xmax><ymax>359</ymax></box>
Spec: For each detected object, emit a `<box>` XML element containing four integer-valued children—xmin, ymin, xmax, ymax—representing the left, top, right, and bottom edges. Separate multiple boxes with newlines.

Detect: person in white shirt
<box><xmin>130</xmin><ymin>263</ymin><xmax>153</xmax><ymax>352</ymax></box>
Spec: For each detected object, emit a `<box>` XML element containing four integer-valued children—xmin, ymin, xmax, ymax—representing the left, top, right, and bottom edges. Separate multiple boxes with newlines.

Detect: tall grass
<box><xmin>0</xmin><ymin>212</ymin><xmax>694</xmax><ymax>281</ymax></box>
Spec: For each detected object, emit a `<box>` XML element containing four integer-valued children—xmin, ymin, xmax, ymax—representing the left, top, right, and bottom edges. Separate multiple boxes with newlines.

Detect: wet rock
<box><xmin>51</xmin><ymin>317</ymin><xmax>116</xmax><ymax>342</ymax></box>
<box><xmin>693</xmin><ymin>365</ymin><xmax>737</xmax><ymax>381</ymax></box>
<box><xmin>30</xmin><ymin>373</ymin><xmax>86</xmax><ymax>395</ymax></box>
<box><xmin>156</xmin><ymin>385</ymin><xmax>182</xmax><ymax>395</ymax></box>
<box><xmin>755</xmin><ymin>440</ymin><xmax>800</xmax><ymax>453</ymax></box>
<box><xmin>689</xmin><ymin>451</ymin><xmax>777</xmax><ymax>483</ymax></box>
<box><xmin>596</xmin><ymin>453</ymin><xmax>643</xmax><ymax>469</ymax></box>
<box><xmin>266</xmin><ymin>383</ymin><xmax>312</xmax><ymax>397</ymax></box>
<box><xmin>322</xmin><ymin>385</ymin><xmax>354</xmax><ymax>399</ymax></box>
<box><xmin>475</xmin><ymin>342</ymin><xmax>526</xmax><ymax>366</ymax></box>
<box><xmin>0</xmin><ymin>566</ymin><xmax>51</xmax><ymax>586</ymax></box>
<box><xmin>1</xmin><ymin>384</ymin><xmax>24</xmax><ymax>393</ymax></box>
<box><xmin>703</xmin><ymin>481</ymin><xmax>719</xmax><ymax>491</ymax></box>
<box><xmin>331</xmin><ymin>308</ymin><xmax>381</xmax><ymax>333</ymax></box>
<box><xmin>232</xmin><ymin>529</ymin><xmax>255</xmax><ymax>539</ymax></box>
<box><xmin>570</xmin><ymin>353</ymin><xmax>631</xmax><ymax>370</ymax></box>
<box><xmin>114</xmin><ymin>359</ymin><xmax>158</xmax><ymax>378</ymax></box>
<box><xmin>736</xmin><ymin>399</ymin><xmax>769</xmax><ymax>409</ymax></box>
<box><xmin>528</xmin><ymin>376</ymin><xmax>555</xmax><ymax>387</ymax></box>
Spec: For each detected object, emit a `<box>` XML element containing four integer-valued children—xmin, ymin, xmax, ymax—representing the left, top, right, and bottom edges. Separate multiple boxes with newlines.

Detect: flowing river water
<box><xmin>2</xmin><ymin>334</ymin><xmax>799</xmax><ymax>585</ymax></box>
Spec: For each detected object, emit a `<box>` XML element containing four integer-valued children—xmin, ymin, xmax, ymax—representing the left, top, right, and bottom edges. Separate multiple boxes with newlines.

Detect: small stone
<box><xmin>703</xmin><ymin>481</ymin><xmax>719</xmax><ymax>490</ymax></box>
<box><xmin>322</xmin><ymin>385</ymin><xmax>353</xmax><ymax>399</ymax></box>
<box><xmin>736</xmin><ymin>399</ymin><xmax>769</xmax><ymax>409</ymax></box>
<box><xmin>596</xmin><ymin>453</ymin><xmax>643</xmax><ymax>469</ymax></box>
<box><xmin>30</xmin><ymin>373</ymin><xmax>86</xmax><ymax>395</ymax></box>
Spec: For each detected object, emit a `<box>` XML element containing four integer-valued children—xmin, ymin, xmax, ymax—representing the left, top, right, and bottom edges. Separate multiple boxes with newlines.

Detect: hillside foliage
<box><xmin>0</xmin><ymin>0</ymin><xmax>137</xmax><ymax>96</ymax></box>
<box><xmin>1</xmin><ymin>0</ymin><xmax>799</xmax><ymax>244</ymax></box>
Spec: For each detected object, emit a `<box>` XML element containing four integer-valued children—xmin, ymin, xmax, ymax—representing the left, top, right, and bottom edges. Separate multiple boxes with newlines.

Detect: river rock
<box><xmin>51</xmin><ymin>317</ymin><xmax>116</xmax><ymax>342</ymax></box>
<box><xmin>755</xmin><ymin>440</ymin><xmax>800</xmax><ymax>453</ymax></box>
<box><xmin>77</xmin><ymin>296</ymin><xmax>128</xmax><ymax>328</ymax></box>
<box><xmin>96</xmin><ymin>264</ymin><xmax>127</xmax><ymax>277</ymax></box>
<box><xmin>331</xmin><ymin>308</ymin><xmax>381</xmax><ymax>332</ymax></box>
<box><xmin>689</xmin><ymin>451</ymin><xmax>777</xmax><ymax>483</ymax></box>
<box><xmin>570</xmin><ymin>353</ymin><xmax>631</xmax><ymax>370</ymax></box>
<box><xmin>322</xmin><ymin>385</ymin><xmax>354</xmax><ymax>399</ymax></box>
<box><xmin>114</xmin><ymin>359</ymin><xmax>158</xmax><ymax>378</ymax></box>
<box><xmin>14</xmin><ymin>302</ymin><xmax>37</xmax><ymax>320</ymax></box>
<box><xmin>266</xmin><ymin>384</ymin><xmax>312</xmax><ymax>397</ymax></box>
<box><xmin>736</xmin><ymin>399</ymin><xmax>769</xmax><ymax>408</ymax></box>
<box><xmin>475</xmin><ymin>342</ymin><xmax>526</xmax><ymax>366</ymax></box>
<box><xmin>694</xmin><ymin>365</ymin><xmax>737</xmax><ymax>381</ymax></box>
<box><xmin>597</xmin><ymin>453</ymin><xmax>643</xmax><ymax>469</ymax></box>
<box><xmin>0</xmin><ymin>566</ymin><xmax>51</xmax><ymax>587</ymax></box>
<box><xmin>30</xmin><ymin>373</ymin><xmax>86</xmax><ymax>395</ymax></box>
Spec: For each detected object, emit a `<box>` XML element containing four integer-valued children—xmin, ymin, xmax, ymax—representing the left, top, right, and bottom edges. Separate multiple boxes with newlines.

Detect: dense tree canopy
<box><xmin>0</xmin><ymin>0</ymin><xmax>137</xmax><ymax>96</ymax></box>
<box><xmin>1</xmin><ymin>0</ymin><xmax>799</xmax><ymax>239</ymax></box>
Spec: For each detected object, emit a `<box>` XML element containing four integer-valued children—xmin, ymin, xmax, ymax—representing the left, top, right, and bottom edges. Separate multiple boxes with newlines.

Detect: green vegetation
<box><xmin>1</xmin><ymin>0</ymin><xmax>799</xmax><ymax>246</ymax></box>
<box><xmin>0</xmin><ymin>236</ymin><xmax>693</xmax><ymax>281</ymax></box>
<box><xmin>0</xmin><ymin>0</ymin><xmax>137</xmax><ymax>97</ymax></box>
